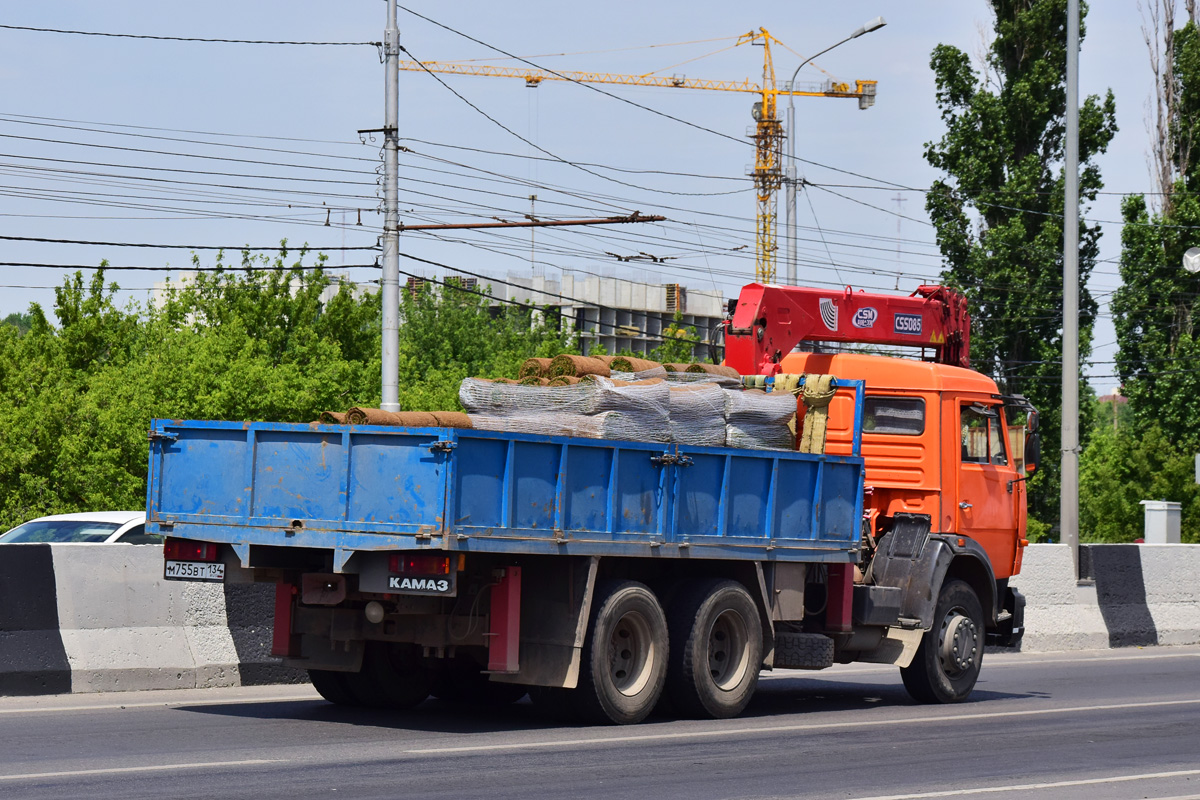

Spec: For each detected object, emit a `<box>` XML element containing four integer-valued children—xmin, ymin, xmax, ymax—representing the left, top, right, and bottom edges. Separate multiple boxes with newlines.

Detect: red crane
<box><xmin>724</xmin><ymin>283</ymin><xmax>971</xmax><ymax>376</ymax></box>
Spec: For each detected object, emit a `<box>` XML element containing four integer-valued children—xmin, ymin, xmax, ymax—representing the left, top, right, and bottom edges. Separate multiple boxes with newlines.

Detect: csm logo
<box><xmin>852</xmin><ymin>307</ymin><xmax>878</xmax><ymax>329</ymax></box>
<box><xmin>388</xmin><ymin>577</ymin><xmax>450</xmax><ymax>592</ymax></box>
<box><xmin>819</xmin><ymin>298</ymin><xmax>838</xmax><ymax>331</ymax></box>
<box><xmin>893</xmin><ymin>313</ymin><xmax>923</xmax><ymax>335</ymax></box>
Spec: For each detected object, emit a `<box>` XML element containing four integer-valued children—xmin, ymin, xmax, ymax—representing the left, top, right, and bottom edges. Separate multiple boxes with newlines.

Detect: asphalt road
<box><xmin>2</xmin><ymin>647</ymin><xmax>1199</xmax><ymax>800</ymax></box>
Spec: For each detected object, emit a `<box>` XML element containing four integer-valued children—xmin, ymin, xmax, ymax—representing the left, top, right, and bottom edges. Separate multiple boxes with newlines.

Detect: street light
<box><xmin>785</xmin><ymin>16</ymin><xmax>886</xmax><ymax>286</ymax></box>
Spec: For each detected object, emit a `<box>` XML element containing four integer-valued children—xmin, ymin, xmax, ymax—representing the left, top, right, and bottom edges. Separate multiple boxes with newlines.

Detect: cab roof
<box><xmin>778</xmin><ymin>351</ymin><xmax>1000</xmax><ymax>395</ymax></box>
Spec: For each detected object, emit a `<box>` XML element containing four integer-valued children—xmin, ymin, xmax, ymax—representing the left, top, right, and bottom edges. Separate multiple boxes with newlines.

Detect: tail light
<box><xmin>388</xmin><ymin>554</ymin><xmax>450</xmax><ymax>575</ymax></box>
<box><xmin>164</xmin><ymin>537</ymin><xmax>219</xmax><ymax>562</ymax></box>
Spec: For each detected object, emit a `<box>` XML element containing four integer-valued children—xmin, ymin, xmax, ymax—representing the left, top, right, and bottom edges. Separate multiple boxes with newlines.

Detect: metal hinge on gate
<box><xmin>147</xmin><ymin>430</ymin><xmax>178</xmax><ymax>443</ymax></box>
<box><xmin>651</xmin><ymin>453</ymin><xmax>694</xmax><ymax>467</ymax></box>
<box><xmin>428</xmin><ymin>440</ymin><xmax>457</xmax><ymax>453</ymax></box>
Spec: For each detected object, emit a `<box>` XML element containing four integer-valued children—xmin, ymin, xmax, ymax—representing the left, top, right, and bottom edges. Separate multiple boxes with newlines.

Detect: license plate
<box><xmin>164</xmin><ymin>560</ymin><xmax>225</xmax><ymax>582</ymax></box>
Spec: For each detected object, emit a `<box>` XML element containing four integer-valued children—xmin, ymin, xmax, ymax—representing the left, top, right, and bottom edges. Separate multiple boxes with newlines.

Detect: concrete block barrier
<box><xmin>1013</xmin><ymin>543</ymin><xmax>1200</xmax><ymax>651</ymax></box>
<box><xmin>0</xmin><ymin>543</ymin><xmax>302</xmax><ymax>696</ymax></box>
<box><xmin>3</xmin><ymin>541</ymin><xmax>1198</xmax><ymax>696</ymax></box>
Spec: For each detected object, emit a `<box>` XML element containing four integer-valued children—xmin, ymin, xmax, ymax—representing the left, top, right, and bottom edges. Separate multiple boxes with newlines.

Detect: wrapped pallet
<box><xmin>668</xmin><ymin>383</ymin><xmax>727</xmax><ymax>447</ymax></box>
<box><xmin>724</xmin><ymin>388</ymin><xmax>797</xmax><ymax>450</ymax></box>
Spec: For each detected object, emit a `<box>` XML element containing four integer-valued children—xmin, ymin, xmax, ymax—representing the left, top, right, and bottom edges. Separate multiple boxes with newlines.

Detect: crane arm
<box><xmin>723</xmin><ymin>283</ymin><xmax>972</xmax><ymax>375</ymax></box>
<box><xmin>397</xmin><ymin>60</ymin><xmax>875</xmax><ymax>99</ymax></box>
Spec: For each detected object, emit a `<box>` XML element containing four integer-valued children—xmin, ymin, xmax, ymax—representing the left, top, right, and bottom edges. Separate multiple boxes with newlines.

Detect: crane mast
<box><xmin>397</xmin><ymin>29</ymin><xmax>876</xmax><ymax>284</ymax></box>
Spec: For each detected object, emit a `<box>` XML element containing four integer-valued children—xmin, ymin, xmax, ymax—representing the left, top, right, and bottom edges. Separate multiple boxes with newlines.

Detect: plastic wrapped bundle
<box><xmin>469</xmin><ymin>410</ymin><xmax>669</xmax><ymax>443</ymax></box>
<box><xmin>459</xmin><ymin>376</ymin><xmax>670</xmax><ymax>440</ymax></box>
<box><xmin>668</xmin><ymin>383</ymin><xmax>726</xmax><ymax>447</ymax></box>
<box><xmin>610</xmin><ymin>365</ymin><xmax>669</xmax><ymax>381</ymax></box>
<box><xmin>726</xmin><ymin>422</ymin><xmax>795</xmax><ymax>450</ymax></box>
<box><xmin>664</xmin><ymin>370</ymin><xmax>741</xmax><ymax>388</ymax></box>
<box><xmin>724</xmin><ymin>388</ymin><xmax>797</xmax><ymax>450</ymax></box>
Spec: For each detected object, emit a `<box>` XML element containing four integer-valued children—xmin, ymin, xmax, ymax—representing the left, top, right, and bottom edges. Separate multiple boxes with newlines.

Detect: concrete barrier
<box><xmin>1012</xmin><ymin>543</ymin><xmax>1200</xmax><ymax>651</ymax></box>
<box><xmin>3</xmin><ymin>541</ymin><xmax>1199</xmax><ymax>696</ymax></box>
<box><xmin>0</xmin><ymin>543</ymin><xmax>302</xmax><ymax>696</ymax></box>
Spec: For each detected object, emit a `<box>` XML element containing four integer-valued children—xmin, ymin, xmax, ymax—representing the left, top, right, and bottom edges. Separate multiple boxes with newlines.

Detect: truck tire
<box><xmin>307</xmin><ymin>669</ymin><xmax>359</xmax><ymax>707</ymax></box>
<box><xmin>666</xmin><ymin>579</ymin><xmax>762</xmax><ymax>719</ymax></box>
<box><xmin>430</xmin><ymin>657</ymin><xmax>528</xmax><ymax>706</ymax></box>
<box><xmin>344</xmin><ymin>642</ymin><xmax>431</xmax><ymax>710</ymax></box>
<box><xmin>900</xmin><ymin>579</ymin><xmax>984</xmax><ymax>703</ymax></box>
<box><xmin>575</xmin><ymin>580</ymin><xmax>669</xmax><ymax>725</ymax></box>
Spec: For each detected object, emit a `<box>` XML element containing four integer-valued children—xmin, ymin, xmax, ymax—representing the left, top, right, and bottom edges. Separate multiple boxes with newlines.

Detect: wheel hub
<box><xmin>938</xmin><ymin>610</ymin><xmax>979</xmax><ymax>676</ymax></box>
<box><xmin>707</xmin><ymin>609</ymin><xmax>751</xmax><ymax>691</ymax></box>
<box><xmin>608</xmin><ymin>611</ymin><xmax>655</xmax><ymax>696</ymax></box>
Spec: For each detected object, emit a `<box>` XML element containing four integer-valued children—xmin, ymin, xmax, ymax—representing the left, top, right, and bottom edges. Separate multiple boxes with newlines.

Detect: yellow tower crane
<box><xmin>398</xmin><ymin>29</ymin><xmax>876</xmax><ymax>284</ymax></box>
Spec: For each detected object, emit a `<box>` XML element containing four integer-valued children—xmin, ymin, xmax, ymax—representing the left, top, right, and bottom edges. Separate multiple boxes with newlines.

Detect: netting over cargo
<box><xmin>459</xmin><ymin>375</ymin><xmax>796</xmax><ymax>450</ymax></box>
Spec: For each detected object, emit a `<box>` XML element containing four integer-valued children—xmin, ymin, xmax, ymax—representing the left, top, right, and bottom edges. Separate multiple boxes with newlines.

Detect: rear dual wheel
<box><xmin>666</xmin><ymin>579</ymin><xmax>762</xmax><ymax>719</ymax></box>
<box><xmin>574</xmin><ymin>580</ymin><xmax>670</xmax><ymax>725</ymax></box>
<box><xmin>309</xmin><ymin>642</ymin><xmax>431</xmax><ymax>710</ymax></box>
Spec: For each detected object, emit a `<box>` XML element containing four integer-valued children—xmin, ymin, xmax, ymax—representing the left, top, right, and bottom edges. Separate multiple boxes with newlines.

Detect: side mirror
<box><xmin>1027</xmin><ymin>410</ymin><xmax>1039</xmax><ymax>433</ymax></box>
<box><xmin>1024</xmin><ymin>432</ymin><xmax>1041</xmax><ymax>473</ymax></box>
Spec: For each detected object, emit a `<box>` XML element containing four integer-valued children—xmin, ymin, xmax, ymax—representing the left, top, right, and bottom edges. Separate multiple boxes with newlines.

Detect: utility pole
<box><xmin>785</xmin><ymin>102</ymin><xmax>798</xmax><ymax>287</ymax></box>
<box><xmin>380</xmin><ymin>0</ymin><xmax>401</xmax><ymax>412</ymax></box>
<box><xmin>1062</xmin><ymin>0</ymin><xmax>1081</xmax><ymax>575</ymax></box>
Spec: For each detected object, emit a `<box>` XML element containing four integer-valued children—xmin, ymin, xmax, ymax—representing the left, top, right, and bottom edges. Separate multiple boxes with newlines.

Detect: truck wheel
<box><xmin>307</xmin><ymin>669</ymin><xmax>358</xmax><ymax>706</ymax></box>
<box><xmin>575</xmin><ymin>580</ymin><xmax>669</xmax><ymax>725</ymax></box>
<box><xmin>666</xmin><ymin>579</ymin><xmax>762</xmax><ymax>719</ymax></box>
<box><xmin>900</xmin><ymin>580</ymin><xmax>984</xmax><ymax>704</ymax></box>
<box><xmin>430</xmin><ymin>657</ymin><xmax>528</xmax><ymax>706</ymax></box>
<box><xmin>344</xmin><ymin>642</ymin><xmax>431</xmax><ymax>710</ymax></box>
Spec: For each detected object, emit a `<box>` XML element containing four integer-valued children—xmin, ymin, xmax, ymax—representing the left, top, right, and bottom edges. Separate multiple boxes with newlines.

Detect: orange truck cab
<box><xmin>726</xmin><ymin>283</ymin><xmax>1037</xmax><ymax>700</ymax></box>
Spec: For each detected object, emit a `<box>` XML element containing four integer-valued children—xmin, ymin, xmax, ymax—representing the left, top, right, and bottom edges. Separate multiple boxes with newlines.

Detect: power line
<box><xmin>0</xmin><ymin>234</ymin><xmax>376</xmax><ymax>251</ymax></box>
<box><xmin>0</xmin><ymin>261</ymin><xmax>378</xmax><ymax>273</ymax></box>
<box><xmin>0</xmin><ymin>23</ymin><xmax>377</xmax><ymax>46</ymax></box>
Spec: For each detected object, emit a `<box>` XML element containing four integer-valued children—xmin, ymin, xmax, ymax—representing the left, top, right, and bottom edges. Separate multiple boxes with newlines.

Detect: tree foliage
<box><xmin>1112</xmin><ymin>21</ymin><xmax>1200</xmax><ymax>449</ymax></box>
<box><xmin>925</xmin><ymin>0</ymin><xmax>1117</xmax><ymax>534</ymax></box>
<box><xmin>0</xmin><ymin>258</ymin><xmax>579</xmax><ymax>531</ymax></box>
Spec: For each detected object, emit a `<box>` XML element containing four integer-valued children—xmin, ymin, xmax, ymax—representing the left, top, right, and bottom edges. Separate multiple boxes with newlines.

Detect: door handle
<box><xmin>959</xmin><ymin>502</ymin><xmax>973</xmax><ymax>510</ymax></box>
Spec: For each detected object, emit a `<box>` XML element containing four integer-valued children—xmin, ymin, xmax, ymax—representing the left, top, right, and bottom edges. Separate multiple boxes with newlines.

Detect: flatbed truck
<box><xmin>151</xmin><ymin>282</ymin><xmax>1036</xmax><ymax>724</ymax></box>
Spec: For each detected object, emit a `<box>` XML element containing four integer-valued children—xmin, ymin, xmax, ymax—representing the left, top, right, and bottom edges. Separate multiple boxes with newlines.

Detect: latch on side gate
<box><xmin>651</xmin><ymin>453</ymin><xmax>694</xmax><ymax>467</ymax></box>
<box><xmin>428</xmin><ymin>440</ymin><xmax>457</xmax><ymax>453</ymax></box>
<box><xmin>147</xmin><ymin>430</ymin><xmax>178</xmax><ymax>443</ymax></box>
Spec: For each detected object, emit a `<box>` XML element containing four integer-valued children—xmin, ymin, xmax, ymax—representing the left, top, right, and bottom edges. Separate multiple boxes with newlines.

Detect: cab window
<box><xmin>863</xmin><ymin>397</ymin><xmax>925</xmax><ymax>436</ymax></box>
<box><xmin>961</xmin><ymin>404</ymin><xmax>1008</xmax><ymax>466</ymax></box>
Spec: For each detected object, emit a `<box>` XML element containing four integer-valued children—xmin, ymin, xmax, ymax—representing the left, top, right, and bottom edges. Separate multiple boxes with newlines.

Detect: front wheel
<box><xmin>900</xmin><ymin>579</ymin><xmax>984</xmax><ymax>703</ymax></box>
<box><xmin>574</xmin><ymin>580</ymin><xmax>669</xmax><ymax>725</ymax></box>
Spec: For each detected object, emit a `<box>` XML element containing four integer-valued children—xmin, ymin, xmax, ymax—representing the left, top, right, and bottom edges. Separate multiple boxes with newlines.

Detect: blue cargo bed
<box><xmin>146</xmin><ymin>420</ymin><xmax>865</xmax><ymax>563</ymax></box>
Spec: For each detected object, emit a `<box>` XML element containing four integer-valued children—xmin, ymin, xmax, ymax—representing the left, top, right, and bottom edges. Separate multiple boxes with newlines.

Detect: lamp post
<box><xmin>785</xmin><ymin>16</ymin><xmax>886</xmax><ymax>286</ymax></box>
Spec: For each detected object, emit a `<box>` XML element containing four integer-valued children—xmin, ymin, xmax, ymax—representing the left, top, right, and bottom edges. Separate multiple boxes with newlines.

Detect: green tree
<box><xmin>1112</xmin><ymin>21</ymin><xmax>1200</xmax><ymax>448</ymax></box>
<box><xmin>1</xmin><ymin>312</ymin><xmax>32</xmax><ymax>335</ymax></box>
<box><xmin>925</xmin><ymin>0</ymin><xmax>1117</xmax><ymax>535</ymax></box>
<box><xmin>1080</xmin><ymin>423</ymin><xmax>1200</xmax><ymax>543</ymax></box>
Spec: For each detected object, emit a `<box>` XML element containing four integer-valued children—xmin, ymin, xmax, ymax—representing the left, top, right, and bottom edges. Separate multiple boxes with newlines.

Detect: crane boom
<box><xmin>724</xmin><ymin>283</ymin><xmax>972</xmax><ymax>376</ymax></box>
<box><xmin>397</xmin><ymin>60</ymin><xmax>875</xmax><ymax>99</ymax></box>
<box><xmin>397</xmin><ymin>29</ymin><xmax>877</xmax><ymax>285</ymax></box>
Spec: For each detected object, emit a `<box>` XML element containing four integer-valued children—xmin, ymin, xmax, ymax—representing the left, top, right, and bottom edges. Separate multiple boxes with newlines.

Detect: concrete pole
<box><xmin>783</xmin><ymin>18</ymin><xmax>885</xmax><ymax>288</ymax></box>
<box><xmin>1062</xmin><ymin>0</ymin><xmax>1081</xmax><ymax>575</ymax></box>
<box><xmin>380</xmin><ymin>0</ymin><xmax>401</xmax><ymax>412</ymax></box>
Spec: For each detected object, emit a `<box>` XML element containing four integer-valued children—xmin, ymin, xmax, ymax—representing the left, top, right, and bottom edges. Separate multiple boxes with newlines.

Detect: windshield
<box><xmin>0</xmin><ymin>520</ymin><xmax>121</xmax><ymax>543</ymax></box>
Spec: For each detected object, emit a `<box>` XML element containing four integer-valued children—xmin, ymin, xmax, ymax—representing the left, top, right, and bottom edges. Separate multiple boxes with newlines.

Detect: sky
<box><xmin>0</xmin><ymin>1</ymin><xmax>1179</xmax><ymax>393</ymax></box>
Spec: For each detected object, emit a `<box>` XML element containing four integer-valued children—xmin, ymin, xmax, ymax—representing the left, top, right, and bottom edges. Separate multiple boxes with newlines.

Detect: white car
<box><xmin>0</xmin><ymin>511</ymin><xmax>158</xmax><ymax>544</ymax></box>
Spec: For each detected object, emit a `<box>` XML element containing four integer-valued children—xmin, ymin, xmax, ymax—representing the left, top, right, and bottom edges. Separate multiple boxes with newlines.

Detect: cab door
<box><xmin>956</xmin><ymin>400</ymin><xmax>1019</xmax><ymax>575</ymax></box>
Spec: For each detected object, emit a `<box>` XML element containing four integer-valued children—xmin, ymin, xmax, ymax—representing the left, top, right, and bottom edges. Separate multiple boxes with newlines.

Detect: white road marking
<box><xmin>0</xmin><ymin>759</ymin><xmax>280</xmax><ymax>782</ymax></box>
<box><xmin>0</xmin><ymin>694</ymin><xmax>319</xmax><ymax>715</ymax></box>
<box><xmin>407</xmin><ymin>697</ymin><xmax>1200</xmax><ymax>754</ymax></box>
<box><xmin>847</xmin><ymin>769</ymin><xmax>1200</xmax><ymax>799</ymax></box>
